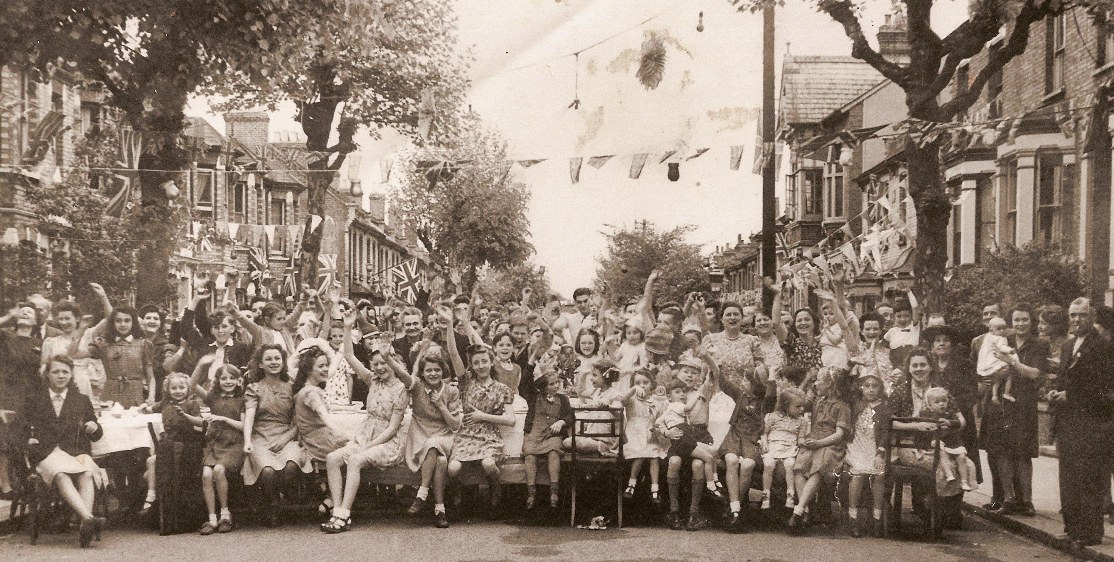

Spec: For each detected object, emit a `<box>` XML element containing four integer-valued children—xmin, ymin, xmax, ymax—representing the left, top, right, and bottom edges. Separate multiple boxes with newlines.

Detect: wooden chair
<box><xmin>8</xmin><ymin>448</ymin><xmax>106</xmax><ymax>545</ymax></box>
<box><xmin>882</xmin><ymin>416</ymin><xmax>944</xmax><ymax>540</ymax></box>
<box><xmin>568</xmin><ymin>406</ymin><xmax>625</xmax><ymax>528</ymax></box>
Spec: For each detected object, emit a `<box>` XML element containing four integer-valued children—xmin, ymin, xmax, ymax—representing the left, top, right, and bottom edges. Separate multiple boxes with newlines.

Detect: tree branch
<box><xmin>819</xmin><ymin>0</ymin><xmax>908</xmax><ymax>88</ymax></box>
<box><xmin>935</xmin><ymin>1</ymin><xmax>1055</xmax><ymax>121</ymax></box>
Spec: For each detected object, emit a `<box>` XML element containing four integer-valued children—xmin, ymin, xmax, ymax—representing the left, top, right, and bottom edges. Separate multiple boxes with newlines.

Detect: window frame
<box><xmin>1034</xmin><ymin>151</ymin><xmax>1066</xmax><ymax>244</ymax></box>
<box><xmin>1045</xmin><ymin>14</ymin><xmax>1066</xmax><ymax>94</ymax></box>
<box><xmin>1002</xmin><ymin>159</ymin><xmax>1018</xmax><ymax>246</ymax></box>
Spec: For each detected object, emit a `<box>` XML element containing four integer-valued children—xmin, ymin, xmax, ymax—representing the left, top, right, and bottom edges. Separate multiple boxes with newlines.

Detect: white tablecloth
<box><xmin>92</xmin><ymin>413</ymin><xmax>164</xmax><ymax>457</ymax></box>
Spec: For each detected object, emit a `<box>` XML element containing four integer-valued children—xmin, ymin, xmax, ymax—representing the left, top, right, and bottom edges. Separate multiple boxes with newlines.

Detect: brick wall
<box><xmin>224</xmin><ymin>111</ymin><xmax>269</xmax><ymax>155</ymax></box>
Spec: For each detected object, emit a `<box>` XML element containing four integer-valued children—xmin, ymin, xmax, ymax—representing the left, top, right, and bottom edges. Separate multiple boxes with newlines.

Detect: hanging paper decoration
<box><xmin>903</xmin><ymin>196</ymin><xmax>918</xmax><ymax>239</ymax></box>
<box><xmin>629</xmin><ymin>154</ymin><xmax>648</xmax><ymax>179</ymax></box>
<box><xmin>658</xmin><ymin>151</ymin><xmax>676</xmax><ymax>164</ymax></box>
<box><xmin>379</xmin><ymin>159</ymin><xmax>393</xmax><ymax>183</ymax></box>
<box><xmin>309</xmin><ymin>214</ymin><xmax>323</xmax><ymax>233</ymax></box>
<box><xmin>569</xmin><ymin>157</ymin><xmax>583</xmax><ymax>184</ymax></box>
<box><xmin>517</xmin><ymin>159</ymin><xmax>545</xmax><ymax>168</ymax></box>
<box><xmin>729</xmin><ymin>145</ymin><xmax>744</xmax><ymax>171</ymax></box>
<box><xmin>264</xmin><ymin>225</ymin><xmax>276</xmax><ymax>248</ymax></box>
<box><xmin>839</xmin><ymin>242</ymin><xmax>860</xmax><ymax>274</ymax></box>
<box><xmin>636</xmin><ymin>33</ymin><xmax>667</xmax><ymax>90</ymax></box>
<box><xmin>838</xmin><ymin>223</ymin><xmax>854</xmax><ymax>243</ymax></box>
<box><xmin>686</xmin><ymin>148</ymin><xmax>710</xmax><ymax>160</ymax></box>
<box><xmin>587</xmin><ymin>155</ymin><xmax>614</xmax><ymax>169</ymax></box>
<box><xmin>317</xmin><ymin>253</ymin><xmax>337</xmax><ymax>292</ymax></box>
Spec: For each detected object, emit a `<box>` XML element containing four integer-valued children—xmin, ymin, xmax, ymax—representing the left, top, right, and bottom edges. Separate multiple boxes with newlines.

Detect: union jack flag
<box><xmin>248</xmin><ymin>246</ymin><xmax>269</xmax><ymax>282</ymax></box>
<box><xmin>106</xmin><ymin>128</ymin><xmax>142</xmax><ymax>217</ymax></box>
<box><xmin>282</xmin><ymin>251</ymin><xmax>299</xmax><ymax>297</ymax></box>
<box><xmin>317</xmin><ymin>253</ymin><xmax>337</xmax><ymax>292</ymax></box>
<box><xmin>22</xmin><ymin>111</ymin><xmax>68</xmax><ymax>164</ymax></box>
<box><xmin>775</xmin><ymin>230</ymin><xmax>791</xmax><ymax>257</ymax></box>
<box><xmin>390</xmin><ymin>259</ymin><xmax>421</xmax><ymax>304</ymax></box>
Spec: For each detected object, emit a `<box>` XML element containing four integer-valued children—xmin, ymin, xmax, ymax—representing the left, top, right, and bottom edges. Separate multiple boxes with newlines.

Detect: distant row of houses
<box><xmin>710</xmin><ymin>8</ymin><xmax>1114</xmax><ymax>313</ymax></box>
<box><xmin>0</xmin><ymin>66</ymin><xmax>437</xmax><ymax>312</ymax></box>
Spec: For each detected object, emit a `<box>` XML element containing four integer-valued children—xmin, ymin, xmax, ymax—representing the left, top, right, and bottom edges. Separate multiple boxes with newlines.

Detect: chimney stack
<box><xmin>877</xmin><ymin>11</ymin><xmax>910</xmax><ymax>65</ymax></box>
<box><xmin>224</xmin><ymin>111</ymin><xmax>270</xmax><ymax>155</ymax></box>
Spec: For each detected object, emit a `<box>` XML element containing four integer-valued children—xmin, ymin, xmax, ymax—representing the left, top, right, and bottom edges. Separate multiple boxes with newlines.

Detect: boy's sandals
<box><xmin>623</xmin><ymin>484</ymin><xmax>636</xmax><ymax>500</ymax></box>
<box><xmin>320</xmin><ymin>515</ymin><xmax>351</xmax><ymax>534</ymax></box>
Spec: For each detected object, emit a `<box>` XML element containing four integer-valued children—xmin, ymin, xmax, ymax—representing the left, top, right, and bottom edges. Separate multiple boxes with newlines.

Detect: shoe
<box><xmin>872</xmin><ymin>517</ymin><xmax>884</xmax><ymax>537</ymax></box>
<box><xmin>706</xmin><ymin>485</ymin><xmax>726</xmax><ymax>502</ymax></box>
<box><xmin>434</xmin><ymin>511</ymin><xmax>450</xmax><ymax>528</ymax></box>
<box><xmin>1015</xmin><ymin>502</ymin><xmax>1035</xmax><ymax>516</ymax></box>
<box><xmin>650</xmin><ymin>490</ymin><xmax>662</xmax><ymax>506</ymax></box>
<box><xmin>321</xmin><ymin>515</ymin><xmax>351</xmax><ymax>534</ymax></box>
<box><xmin>994</xmin><ymin>501</ymin><xmax>1019</xmax><ymax>515</ymax></box>
<box><xmin>407</xmin><ymin>496</ymin><xmax>426</xmax><ymax>516</ymax></box>
<box><xmin>849</xmin><ymin>518</ymin><xmax>861</xmax><ymax>538</ymax></box>
<box><xmin>216</xmin><ymin>519</ymin><xmax>233</xmax><ymax>533</ymax></box>
<box><xmin>199</xmin><ymin>521</ymin><xmax>216</xmax><ymax>535</ymax></box>
<box><xmin>785</xmin><ymin>492</ymin><xmax>796</xmax><ymax>509</ymax></box>
<box><xmin>318</xmin><ymin>499</ymin><xmax>333</xmax><ymax>517</ymax></box>
<box><xmin>686</xmin><ymin>512</ymin><xmax>710</xmax><ymax>531</ymax></box>
<box><xmin>726</xmin><ymin>511</ymin><xmax>744</xmax><ymax>534</ymax></box>
<box><xmin>94</xmin><ymin>517</ymin><xmax>106</xmax><ymax>541</ymax></box>
<box><xmin>666</xmin><ymin>511</ymin><xmax>683</xmax><ymax>530</ymax></box>
<box><xmin>550</xmin><ymin>493</ymin><xmax>560</xmax><ymax>509</ymax></box>
<box><xmin>786</xmin><ymin>513</ymin><xmax>804</xmax><ymax>535</ymax></box>
<box><xmin>761</xmin><ymin>491</ymin><xmax>771</xmax><ymax>509</ymax></box>
<box><xmin>982</xmin><ymin>501</ymin><xmax>1002</xmax><ymax>511</ymax></box>
<box><xmin>137</xmin><ymin>500</ymin><xmax>155</xmax><ymax>518</ymax></box>
<box><xmin>526</xmin><ymin>495</ymin><xmax>536</xmax><ymax>510</ymax></box>
<box><xmin>79</xmin><ymin>518</ymin><xmax>95</xmax><ymax>547</ymax></box>
<box><xmin>623</xmin><ymin>484</ymin><xmax>635</xmax><ymax>500</ymax></box>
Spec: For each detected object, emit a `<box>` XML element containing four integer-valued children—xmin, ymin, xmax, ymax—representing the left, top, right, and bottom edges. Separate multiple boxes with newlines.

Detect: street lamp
<box><xmin>347</xmin><ymin>152</ymin><xmax>363</xmax><ymax>197</ymax></box>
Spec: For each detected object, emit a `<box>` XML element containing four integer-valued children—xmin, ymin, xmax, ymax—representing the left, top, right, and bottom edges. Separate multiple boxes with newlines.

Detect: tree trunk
<box><xmin>135</xmin><ymin>129</ymin><xmax>188</xmax><ymax>308</ymax></box>
<box><xmin>905</xmin><ymin>136</ymin><xmax>951</xmax><ymax>314</ymax></box>
<box><xmin>297</xmin><ymin>161</ymin><xmax>335</xmax><ymax>293</ymax></box>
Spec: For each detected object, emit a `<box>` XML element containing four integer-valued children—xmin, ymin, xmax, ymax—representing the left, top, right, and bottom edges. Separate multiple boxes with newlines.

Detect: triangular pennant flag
<box><xmin>630</xmin><ymin>154</ymin><xmax>649</xmax><ymax>179</ymax></box>
<box><xmin>587</xmin><ymin>155</ymin><xmax>614</xmax><ymax>169</ymax></box>
<box><xmin>839</xmin><ymin>223</ymin><xmax>854</xmax><ymax>242</ymax></box>
<box><xmin>288</xmin><ymin>224</ymin><xmax>301</xmax><ymax>249</ymax></box>
<box><xmin>264</xmin><ymin>225</ymin><xmax>276</xmax><ymax>247</ymax></box>
<box><xmin>517</xmin><ymin>159</ymin><xmax>545</xmax><ymax>168</ymax></box>
<box><xmin>216</xmin><ymin>221</ymin><xmax>229</xmax><ymax>238</ymax></box>
<box><xmin>658</xmin><ymin>151</ymin><xmax>676</xmax><ymax>164</ymax></box>
<box><xmin>569</xmin><ymin>157</ymin><xmax>583</xmax><ymax>184</ymax></box>
<box><xmin>191</xmin><ymin>221</ymin><xmax>202</xmax><ymax>236</ymax></box>
<box><xmin>839</xmin><ymin>242</ymin><xmax>861</xmax><ymax>273</ymax></box>
<box><xmin>686</xmin><ymin>148</ymin><xmax>710</xmax><ymax>160</ymax></box>
<box><xmin>812</xmin><ymin>254</ymin><xmax>832</xmax><ymax>279</ymax></box>
<box><xmin>228</xmin><ymin>223</ymin><xmax>240</xmax><ymax>241</ymax></box>
<box><xmin>309</xmin><ymin>214</ymin><xmax>323</xmax><ymax>233</ymax></box>
<box><xmin>729</xmin><ymin>145</ymin><xmax>744</xmax><ymax>171</ymax></box>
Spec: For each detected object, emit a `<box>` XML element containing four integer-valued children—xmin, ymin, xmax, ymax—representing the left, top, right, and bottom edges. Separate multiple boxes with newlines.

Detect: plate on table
<box><xmin>331</xmin><ymin>402</ymin><xmax>363</xmax><ymax>413</ymax></box>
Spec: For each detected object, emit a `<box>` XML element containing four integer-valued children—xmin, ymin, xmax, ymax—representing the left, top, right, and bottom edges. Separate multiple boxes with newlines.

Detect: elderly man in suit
<box><xmin>1049</xmin><ymin>297</ymin><xmax>1114</xmax><ymax>549</ymax></box>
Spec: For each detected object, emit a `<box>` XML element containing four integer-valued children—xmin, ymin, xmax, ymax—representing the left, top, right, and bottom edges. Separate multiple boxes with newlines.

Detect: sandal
<box><xmin>320</xmin><ymin>515</ymin><xmax>351</xmax><ymax>534</ymax></box>
<box><xmin>651</xmin><ymin>490</ymin><xmax>662</xmax><ymax>506</ymax></box>
<box><xmin>549</xmin><ymin>493</ymin><xmax>560</xmax><ymax>509</ymax></box>
<box><xmin>318</xmin><ymin>499</ymin><xmax>333</xmax><ymax>517</ymax></box>
<box><xmin>623</xmin><ymin>484</ymin><xmax>636</xmax><ymax>500</ymax></box>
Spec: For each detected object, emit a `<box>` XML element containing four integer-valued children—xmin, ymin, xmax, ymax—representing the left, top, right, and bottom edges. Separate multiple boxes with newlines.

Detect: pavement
<box><xmin>965</xmin><ymin>452</ymin><xmax>1114</xmax><ymax>561</ymax></box>
<box><xmin>0</xmin><ymin>514</ymin><xmax>1072</xmax><ymax>561</ymax></box>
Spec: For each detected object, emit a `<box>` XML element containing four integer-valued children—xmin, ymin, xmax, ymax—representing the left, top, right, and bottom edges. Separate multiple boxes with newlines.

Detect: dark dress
<box><xmin>202</xmin><ymin>392</ymin><xmax>245</xmax><ymax>470</ymax></box>
<box><xmin>155</xmin><ymin>397</ymin><xmax>206</xmax><ymax>534</ymax></box>
<box><xmin>0</xmin><ymin>330</ymin><xmax>41</xmax><ymax>452</ymax></box>
<box><xmin>935</xmin><ymin>353</ymin><xmax>980</xmax><ymax>481</ymax></box>
<box><xmin>718</xmin><ymin>371</ymin><xmax>766</xmax><ymax>462</ymax></box>
<box><xmin>980</xmin><ymin>336</ymin><xmax>1046</xmax><ymax>459</ymax></box>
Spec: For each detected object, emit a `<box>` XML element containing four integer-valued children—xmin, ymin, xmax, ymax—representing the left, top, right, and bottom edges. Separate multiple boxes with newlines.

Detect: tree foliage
<box><xmin>1</xmin><ymin>0</ymin><xmax>468</xmax><ymax>304</ymax></box>
<box><xmin>0</xmin><ymin>242</ymin><xmax>49</xmax><ymax>311</ymax></box>
<box><xmin>475</xmin><ymin>262</ymin><xmax>554</xmax><ymax>307</ymax></box>
<box><xmin>595</xmin><ymin>223</ymin><xmax>710</xmax><ymax>306</ymax></box>
<box><xmin>392</xmin><ymin>114</ymin><xmax>534</xmax><ymax>287</ymax></box>
<box><xmin>940</xmin><ymin>243</ymin><xmax>1085</xmax><ymax>344</ymax></box>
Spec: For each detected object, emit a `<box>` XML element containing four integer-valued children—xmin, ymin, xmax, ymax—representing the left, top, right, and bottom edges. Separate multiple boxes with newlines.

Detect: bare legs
<box><xmin>54</xmin><ymin>472</ymin><xmax>96</xmax><ymax>520</ymax></box>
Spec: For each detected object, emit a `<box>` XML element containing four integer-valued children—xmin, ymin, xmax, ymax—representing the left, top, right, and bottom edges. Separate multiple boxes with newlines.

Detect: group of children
<box><xmin>5</xmin><ymin>269</ymin><xmax>995</xmax><ymax>547</ymax></box>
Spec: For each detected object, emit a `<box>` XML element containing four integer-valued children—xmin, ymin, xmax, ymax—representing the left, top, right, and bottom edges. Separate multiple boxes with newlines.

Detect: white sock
<box><xmin>145</xmin><ymin>490</ymin><xmax>157</xmax><ymax>503</ymax></box>
<box><xmin>730</xmin><ymin>501</ymin><xmax>741</xmax><ymax>513</ymax></box>
<box><xmin>434</xmin><ymin>503</ymin><xmax>446</xmax><ymax>515</ymax></box>
<box><xmin>416</xmin><ymin>486</ymin><xmax>429</xmax><ymax>500</ymax></box>
<box><xmin>628</xmin><ymin>478</ymin><xmax>637</xmax><ymax>488</ymax></box>
<box><xmin>706</xmin><ymin>481</ymin><xmax>718</xmax><ymax>492</ymax></box>
<box><xmin>332</xmin><ymin>507</ymin><xmax>351</xmax><ymax>519</ymax></box>
<box><xmin>873</xmin><ymin>508</ymin><xmax>883</xmax><ymax>519</ymax></box>
<box><xmin>848</xmin><ymin>509</ymin><xmax>858</xmax><ymax>519</ymax></box>
<box><xmin>220</xmin><ymin>508</ymin><xmax>232</xmax><ymax>520</ymax></box>
<box><xmin>794</xmin><ymin>505</ymin><xmax>806</xmax><ymax>516</ymax></box>
<box><xmin>208</xmin><ymin>514</ymin><xmax>218</xmax><ymax>526</ymax></box>
<box><xmin>650</xmin><ymin>483</ymin><xmax>659</xmax><ymax>492</ymax></box>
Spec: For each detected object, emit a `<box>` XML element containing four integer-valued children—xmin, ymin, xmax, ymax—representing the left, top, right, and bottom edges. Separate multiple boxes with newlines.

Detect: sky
<box><xmin>189</xmin><ymin>0</ymin><xmax>969</xmax><ymax>297</ymax></box>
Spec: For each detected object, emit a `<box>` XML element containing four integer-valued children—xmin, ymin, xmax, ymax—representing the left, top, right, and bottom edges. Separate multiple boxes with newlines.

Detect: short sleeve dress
<box><xmin>522</xmin><ymin>393</ymin><xmax>571</xmax><ymax>456</ymax></box>
<box><xmin>452</xmin><ymin>377</ymin><xmax>513</xmax><ymax>463</ymax></box>
<box><xmin>242</xmin><ymin>378</ymin><xmax>311</xmax><ymax>485</ymax></box>
<box><xmin>333</xmin><ymin>377</ymin><xmax>409</xmax><ymax>469</ymax></box>
<box><xmin>622</xmin><ymin>395</ymin><xmax>667</xmax><ymax>459</ymax></box>
<box><xmin>795</xmin><ymin>396</ymin><xmax>851</xmax><ymax>478</ymax></box>
<box><xmin>294</xmin><ymin>385</ymin><xmax>349</xmax><ymax>462</ymax></box>
<box><xmin>702</xmin><ymin>332</ymin><xmax>764</xmax><ymax>392</ymax></box>
<box><xmin>323</xmin><ymin>351</ymin><xmax>355</xmax><ymax>406</ymax></box>
<box><xmin>202</xmin><ymin>392</ymin><xmax>245</xmax><ymax>470</ymax></box>
<box><xmin>845</xmin><ymin>400</ymin><xmax>886</xmax><ymax>475</ymax></box>
<box><xmin>403</xmin><ymin>380</ymin><xmax>461</xmax><ymax>472</ymax></box>
<box><xmin>784</xmin><ymin>334</ymin><xmax>822</xmax><ymax>376</ymax></box>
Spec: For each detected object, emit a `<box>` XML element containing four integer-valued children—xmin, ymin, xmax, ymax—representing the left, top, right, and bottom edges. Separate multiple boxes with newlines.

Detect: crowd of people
<box><xmin>0</xmin><ymin>268</ymin><xmax>1111</xmax><ymax>549</ymax></box>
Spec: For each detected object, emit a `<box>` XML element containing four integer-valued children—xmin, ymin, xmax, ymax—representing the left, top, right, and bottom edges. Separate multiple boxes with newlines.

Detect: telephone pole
<box><xmin>761</xmin><ymin>3</ymin><xmax>776</xmax><ymax>312</ymax></box>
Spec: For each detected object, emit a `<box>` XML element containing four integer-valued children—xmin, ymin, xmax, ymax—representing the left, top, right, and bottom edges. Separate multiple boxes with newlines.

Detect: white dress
<box><xmin>623</xmin><ymin>395</ymin><xmax>666</xmax><ymax>459</ymax></box>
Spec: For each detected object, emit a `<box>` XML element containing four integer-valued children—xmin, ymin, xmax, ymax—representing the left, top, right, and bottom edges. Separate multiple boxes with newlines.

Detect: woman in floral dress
<box><xmin>448</xmin><ymin>341</ymin><xmax>516</xmax><ymax>510</ymax></box>
<box><xmin>242</xmin><ymin>344</ymin><xmax>311</xmax><ymax>526</ymax></box>
<box><xmin>320</xmin><ymin>312</ymin><xmax>410</xmax><ymax>533</ymax></box>
<box><xmin>703</xmin><ymin>302</ymin><xmax>765</xmax><ymax>391</ymax></box>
